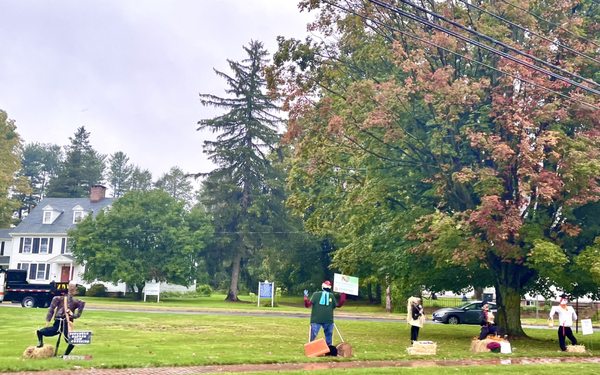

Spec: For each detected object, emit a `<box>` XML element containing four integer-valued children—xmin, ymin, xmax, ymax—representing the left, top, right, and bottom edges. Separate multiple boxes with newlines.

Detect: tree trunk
<box><xmin>495</xmin><ymin>284</ymin><xmax>525</xmax><ymax>337</ymax></box>
<box><xmin>385</xmin><ymin>283</ymin><xmax>392</xmax><ymax>313</ymax></box>
<box><xmin>225</xmin><ymin>251</ymin><xmax>242</xmax><ymax>302</ymax></box>
<box><xmin>474</xmin><ymin>287</ymin><xmax>483</xmax><ymax>301</ymax></box>
<box><xmin>488</xmin><ymin>257</ymin><xmax>533</xmax><ymax>338</ymax></box>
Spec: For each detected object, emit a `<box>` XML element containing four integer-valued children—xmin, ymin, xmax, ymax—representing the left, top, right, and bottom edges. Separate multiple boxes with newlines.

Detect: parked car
<box><xmin>432</xmin><ymin>301</ymin><xmax>497</xmax><ymax>325</ymax></box>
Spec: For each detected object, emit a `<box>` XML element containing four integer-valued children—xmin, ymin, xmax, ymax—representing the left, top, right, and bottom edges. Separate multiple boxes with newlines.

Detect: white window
<box><xmin>43</xmin><ymin>211</ymin><xmax>53</xmax><ymax>224</ymax></box>
<box><xmin>23</xmin><ymin>238</ymin><xmax>32</xmax><ymax>253</ymax></box>
<box><xmin>64</xmin><ymin>240</ymin><xmax>72</xmax><ymax>254</ymax></box>
<box><xmin>73</xmin><ymin>210</ymin><xmax>84</xmax><ymax>223</ymax></box>
<box><xmin>36</xmin><ymin>264</ymin><xmax>47</xmax><ymax>279</ymax></box>
<box><xmin>40</xmin><ymin>238</ymin><xmax>49</xmax><ymax>254</ymax></box>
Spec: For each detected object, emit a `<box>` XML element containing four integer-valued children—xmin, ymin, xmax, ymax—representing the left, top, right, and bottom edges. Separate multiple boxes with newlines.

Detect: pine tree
<box><xmin>17</xmin><ymin>142</ymin><xmax>62</xmax><ymax>217</ymax></box>
<box><xmin>155</xmin><ymin>166</ymin><xmax>195</xmax><ymax>207</ymax></box>
<box><xmin>129</xmin><ymin>166</ymin><xmax>153</xmax><ymax>192</ymax></box>
<box><xmin>195</xmin><ymin>40</ymin><xmax>281</xmax><ymax>301</ymax></box>
<box><xmin>107</xmin><ymin>151</ymin><xmax>133</xmax><ymax>198</ymax></box>
<box><xmin>46</xmin><ymin>126</ymin><xmax>105</xmax><ymax>198</ymax></box>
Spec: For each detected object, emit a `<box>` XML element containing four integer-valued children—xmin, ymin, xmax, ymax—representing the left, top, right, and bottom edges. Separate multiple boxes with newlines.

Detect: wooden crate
<box><xmin>304</xmin><ymin>338</ymin><xmax>330</xmax><ymax>357</ymax></box>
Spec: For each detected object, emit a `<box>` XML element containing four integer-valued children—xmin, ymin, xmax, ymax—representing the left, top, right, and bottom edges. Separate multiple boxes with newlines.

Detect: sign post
<box><xmin>258</xmin><ymin>280</ymin><xmax>275</xmax><ymax>307</ymax></box>
<box><xmin>144</xmin><ymin>282</ymin><xmax>160</xmax><ymax>302</ymax></box>
<box><xmin>333</xmin><ymin>273</ymin><xmax>359</xmax><ymax>296</ymax></box>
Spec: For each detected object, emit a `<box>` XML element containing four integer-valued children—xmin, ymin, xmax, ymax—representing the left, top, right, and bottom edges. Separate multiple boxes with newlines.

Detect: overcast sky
<box><xmin>0</xmin><ymin>0</ymin><xmax>312</xmax><ymax>181</ymax></box>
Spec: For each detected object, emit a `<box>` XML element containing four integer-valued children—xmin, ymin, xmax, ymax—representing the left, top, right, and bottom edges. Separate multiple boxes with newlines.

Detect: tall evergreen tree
<box><xmin>16</xmin><ymin>142</ymin><xmax>62</xmax><ymax>217</ymax></box>
<box><xmin>46</xmin><ymin>126</ymin><xmax>105</xmax><ymax>198</ymax></box>
<box><xmin>155</xmin><ymin>166</ymin><xmax>195</xmax><ymax>207</ymax></box>
<box><xmin>107</xmin><ymin>151</ymin><xmax>133</xmax><ymax>198</ymax></box>
<box><xmin>195</xmin><ymin>40</ymin><xmax>282</xmax><ymax>301</ymax></box>
<box><xmin>129</xmin><ymin>166</ymin><xmax>153</xmax><ymax>192</ymax></box>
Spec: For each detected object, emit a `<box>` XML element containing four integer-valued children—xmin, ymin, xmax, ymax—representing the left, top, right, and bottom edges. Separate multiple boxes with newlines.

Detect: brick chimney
<box><xmin>90</xmin><ymin>185</ymin><xmax>107</xmax><ymax>202</ymax></box>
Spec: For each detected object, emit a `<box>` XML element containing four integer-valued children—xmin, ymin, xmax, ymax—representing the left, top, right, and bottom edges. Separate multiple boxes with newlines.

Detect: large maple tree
<box><xmin>273</xmin><ymin>0</ymin><xmax>599</xmax><ymax>336</ymax></box>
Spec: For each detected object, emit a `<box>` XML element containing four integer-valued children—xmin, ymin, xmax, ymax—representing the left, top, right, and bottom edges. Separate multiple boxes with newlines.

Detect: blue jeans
<box><xmin>310</xmin><ymin>323</ymin><xmax>334</xmax><ymax>345</ymax></box>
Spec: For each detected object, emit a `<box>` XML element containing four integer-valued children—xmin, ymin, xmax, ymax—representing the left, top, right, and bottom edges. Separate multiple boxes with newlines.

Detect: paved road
<box><xmin>4</xmin><ymin>302</ymin><xmax>597</xmax><ymax>331</ymax></box>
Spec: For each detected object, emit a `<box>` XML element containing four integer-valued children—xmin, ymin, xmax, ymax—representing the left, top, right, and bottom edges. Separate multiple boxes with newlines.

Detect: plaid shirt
<box><xmin>46</xmin><ymin>294</ymin><xmax>85</xmax><ymax>322</ymax></box>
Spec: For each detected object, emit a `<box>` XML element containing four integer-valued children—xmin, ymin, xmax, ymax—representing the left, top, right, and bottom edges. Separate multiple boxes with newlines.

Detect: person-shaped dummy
<box><xmin>549</xmin><ymin>295</ymin><xmax>578</xmax><ymax>351</ymax></box>
<box><xmin>36</xmin><ymin>281</ymin><xmax>85</xmax><ymax>356</ymax></box>
<box><xmin>478</xmin><ymin>303</ymin><xmax>497</xmax><ymax>340</ymax></box>
<box><xmin>303</xmin><ymin>280</ymin><xmax>346</xmax><ymax>346</ymax></box>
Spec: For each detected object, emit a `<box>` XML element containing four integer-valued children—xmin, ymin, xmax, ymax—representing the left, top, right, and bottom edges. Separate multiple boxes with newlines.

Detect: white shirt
<box><xmin>549</xmin><ymin>305</ymin><xmax>577</xmax><ymax>327</ymax></box>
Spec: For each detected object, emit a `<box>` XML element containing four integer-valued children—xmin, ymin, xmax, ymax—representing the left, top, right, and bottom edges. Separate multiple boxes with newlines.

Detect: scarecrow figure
<box><xmin>36</xmin><ymin>281</ymin><xmax>85</xmax><ymax>356</ymax></box>
<box><xmin>304</xmin><ymin>280</ymin><xmax>346</xmax><ymax>346</ymax></box>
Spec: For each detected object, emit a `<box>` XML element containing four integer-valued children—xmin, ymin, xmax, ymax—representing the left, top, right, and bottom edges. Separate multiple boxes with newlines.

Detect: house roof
<box><xmin>10</xmin><ymin>197</ymin><xmax>114</xmax><ymax>235</ymax></box>
<box><xmin>0</xmin><ymin>229</ymin><xmax>12</xmax><ymax>239</ymax></box>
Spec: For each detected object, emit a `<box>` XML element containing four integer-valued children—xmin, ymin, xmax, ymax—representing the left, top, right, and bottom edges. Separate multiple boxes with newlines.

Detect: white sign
<box><xmin>144</xmin><ymin>282</ymin><xmax>160</xmax><ymax>302</ymax></box>
<box><xmin>581</xmin><ymin>319</ymin><xmax>594</xmax><ymax>335</ymax></box>
<box><xmin>333</xmin><ymin>273</ymin><xmax>359</xmax><ymax>296</ymax></box>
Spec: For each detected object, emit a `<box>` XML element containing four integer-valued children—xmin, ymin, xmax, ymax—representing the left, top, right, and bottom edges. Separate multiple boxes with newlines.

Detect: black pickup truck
<box><xmin>0</xmin><ymin>269</ymin><xmax>69</xmax><ymax>308</ymax></box>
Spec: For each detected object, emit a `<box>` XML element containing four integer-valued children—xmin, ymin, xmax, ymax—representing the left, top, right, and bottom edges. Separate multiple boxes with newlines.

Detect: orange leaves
<box><xmin>535</xmin><ymin>171</ymin><xmax>564</xmax><ymax>203</ymax></box>
<box><xmin>468</xmin><ymin>196</ymin><xmax>523</xmax><ymax>246</ymax></box>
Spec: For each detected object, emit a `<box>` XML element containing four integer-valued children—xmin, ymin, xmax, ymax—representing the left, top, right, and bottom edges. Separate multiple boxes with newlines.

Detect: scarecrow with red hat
<box><xmin>549</xmin><ymin>294</ymin><xmax>578</xmax><ymax>351</ymax></box>
<box><xmin>303</xmin><ymin>280</ymin><xmax>346</xmax><ymax>346</ymax></box>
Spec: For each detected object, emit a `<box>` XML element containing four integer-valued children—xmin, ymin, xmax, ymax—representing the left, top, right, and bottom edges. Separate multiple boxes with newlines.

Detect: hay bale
<box><xmin>407</xmin><ymin>341</ymin><xmax>437</xmax><ymax>355</ymax></box>
<box><xmin>336</xmin><ymin>342</ymin><xmax>353</xmax><ymax>358</ymax></box>
<box><xmin>471</xmin><ymin>338</ymin><xmax>491</xmax><ymax>353</ymax></box>
<box><xmin>566</xmin><ymin>345</ymin><xmax>586</xmax><ymax>353</ymax></box>
<box><xmin>22</xmin><ymin>345</ymin><xmax>55</xmax><ymax>359</ymax></box>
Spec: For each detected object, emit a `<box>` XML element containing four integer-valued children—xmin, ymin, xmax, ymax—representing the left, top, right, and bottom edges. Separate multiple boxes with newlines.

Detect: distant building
<box><xmin>7</xmin><ymin>185</ymin><xmax>113</xmax><ymax>284</ymax></box>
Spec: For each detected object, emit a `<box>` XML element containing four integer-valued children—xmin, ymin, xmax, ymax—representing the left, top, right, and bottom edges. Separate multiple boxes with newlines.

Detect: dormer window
<box><xmin>42</xmin><ymin>205</ymin><xmax>57</xmax><ymax>224</ymax></box>
<box><xmin>72</xmin><ymin>205</ymin><xmax>86</xmax><ymax>223</ymax></box>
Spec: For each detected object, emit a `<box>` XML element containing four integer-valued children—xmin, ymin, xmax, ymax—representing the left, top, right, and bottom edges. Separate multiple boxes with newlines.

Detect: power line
<box><xmin>456</xmin><ymin>0</ymin><xmax>600</xmax><ymax>65</ymax></box>
<box><xmin>386</xmin><ymin>0</ymin><xmax>600</xmax><ymax>90</ymax></box>
<box><xmin>499</xmin><ymin>0</ymin><xmax>600</xmax><ymax>49</ymax></box>
<box><xmin>320</xmin><ymin>0</ymin><xmax>599</xmax><ymax>111</ymax></box>
<box><xmin>365</xmin><ymin>0</ymin><xmax>600</xmax><ymax>97</ymax></box>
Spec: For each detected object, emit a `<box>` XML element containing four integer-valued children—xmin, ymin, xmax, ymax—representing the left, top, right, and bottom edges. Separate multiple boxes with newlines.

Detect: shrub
<box><xmin>196</xmin><ymin>284</ymin><xmax>212</xmax><ymax>297</ymax></box>
<box><xmin>76</xmin><ymin>285</ymin><xmax>87</xmax><ymax>296</ymax></box>
<box><xmin>87</xmin><ymin>283</ymin><xmax>108</xmax><ymax>297</ymax></box>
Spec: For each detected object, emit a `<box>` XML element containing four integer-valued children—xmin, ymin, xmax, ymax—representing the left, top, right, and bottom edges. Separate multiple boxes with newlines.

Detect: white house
<box><xmin>6</xmin><ymin>185</ymin><xmax>194</xmax><ymax>295</ymax></box>
<box><xmin>8</xmin><ymin>185</ymin><xmax>114</xmax><ymax>285</ymax></box>
<box><xmin>0</xmin><ymin>228</ymin><xmax>12</xmax><ymax>270</ymax></box>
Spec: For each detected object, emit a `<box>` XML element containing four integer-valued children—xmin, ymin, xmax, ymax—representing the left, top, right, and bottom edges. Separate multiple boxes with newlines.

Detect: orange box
<box><xmin>304</xmin><ymin>338</ymin><xmax>330</xmax><ymax>357</ymax></box>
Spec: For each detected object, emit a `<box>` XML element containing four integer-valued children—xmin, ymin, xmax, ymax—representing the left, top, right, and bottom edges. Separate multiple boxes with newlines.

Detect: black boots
<box><xmin>64</xmin><ymin>344</ymin><xmax>75</xmax><ymax>356</ymax></box>
<box><xmin>36</xmin><ymin>330</ymin><xmax>43</xmax><ymax>348</ymax></box>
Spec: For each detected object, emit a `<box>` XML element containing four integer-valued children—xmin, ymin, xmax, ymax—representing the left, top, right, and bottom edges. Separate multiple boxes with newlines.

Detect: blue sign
<box><xmin>259</xmin><ymin>282</ymin><xmax>273</xmax><ymax>298</ymax></box>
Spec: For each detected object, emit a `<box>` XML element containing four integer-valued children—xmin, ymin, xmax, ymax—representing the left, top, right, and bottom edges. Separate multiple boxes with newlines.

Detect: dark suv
<box><xmin>432</xmin><ymin>301</ymin><xmax>497</xmax><ymax>324</ymax></box>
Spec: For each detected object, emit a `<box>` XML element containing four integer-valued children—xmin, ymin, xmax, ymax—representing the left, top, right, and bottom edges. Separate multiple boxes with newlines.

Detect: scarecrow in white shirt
<box><xmin>548</xmin><ymin>294</ymin><xmax>578</xmax><ymax>351</ymax></box>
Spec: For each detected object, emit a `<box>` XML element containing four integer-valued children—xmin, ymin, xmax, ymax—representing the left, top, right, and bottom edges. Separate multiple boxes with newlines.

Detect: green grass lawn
<box><xmin>1</xmin><ymin>300</ymin><xmax>599</xmax><ymax>373</ymax></box>
<box><xmin>231</xmin><ymin>364</ymin><xmax>600</xmax><ymax>375</ymax></box>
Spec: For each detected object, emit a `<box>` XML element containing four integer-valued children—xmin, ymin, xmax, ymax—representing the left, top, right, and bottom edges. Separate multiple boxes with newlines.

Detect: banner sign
<box><xmin>581</xmin><ymin>319</ymin><xmax>594</xmax><ymax>335</ymax></box>
<box><xmin>68</xmin><ymin>331</ymin><xmax>92</xmax><ymax>345</ymax></box>
<box><xmin>333</xmin><ymin>273</ymin><xmax>359</xmax><ymax>296</ymax></box>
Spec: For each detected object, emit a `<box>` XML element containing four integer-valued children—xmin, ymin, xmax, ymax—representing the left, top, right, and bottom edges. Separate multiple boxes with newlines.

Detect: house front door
<box><xmin>60</xmin><ymin>266</ymin><xmax>71</xmax><ymax>282</ymax></box>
